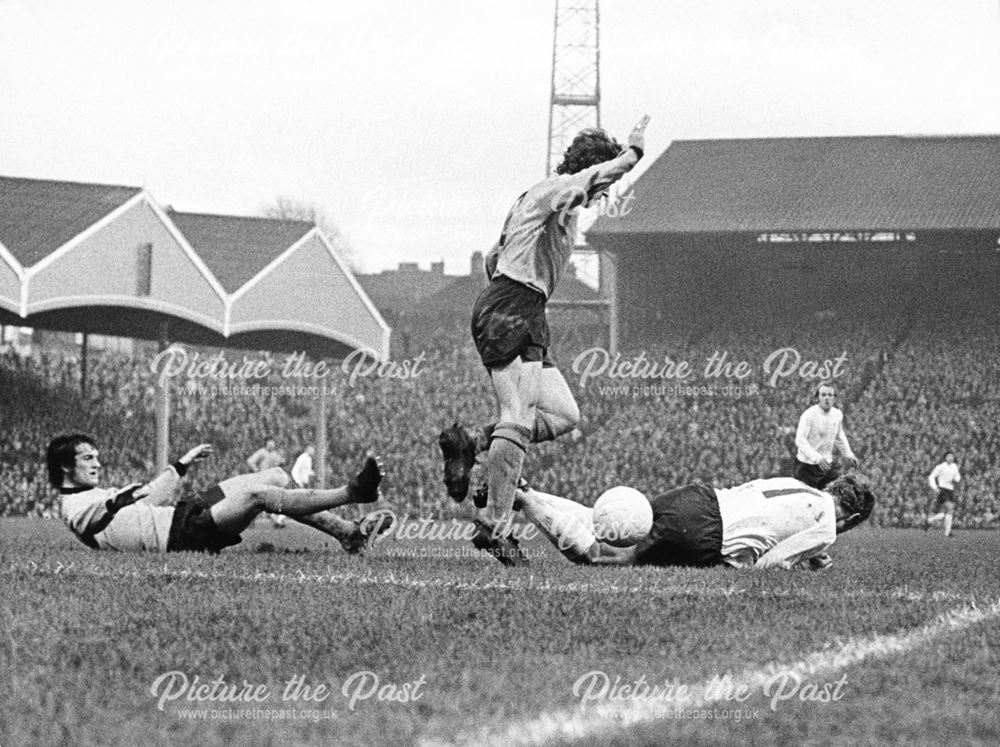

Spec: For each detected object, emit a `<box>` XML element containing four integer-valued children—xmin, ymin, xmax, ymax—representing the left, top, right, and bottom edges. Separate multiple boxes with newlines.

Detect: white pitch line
<box><xmin>424</xmin><ymin>598</ymin><xmax>1000</xmax><ymax>747</ymax></box>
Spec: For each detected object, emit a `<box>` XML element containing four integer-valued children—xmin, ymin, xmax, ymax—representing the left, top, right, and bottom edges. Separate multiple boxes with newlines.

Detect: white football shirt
<box><xmin>715</xmin><ymin>477</ymin><xmax>837</xmax><ymax>569</ymax></box>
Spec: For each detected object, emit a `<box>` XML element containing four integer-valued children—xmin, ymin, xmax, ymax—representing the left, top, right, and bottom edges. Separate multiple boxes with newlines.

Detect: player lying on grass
<box><xmin>509</xmin><ymin>475</ymin><xmax>875</xmax><ymax>569</ymax></box>
<box><xmin>47</xmin><ymin>433</ymin><xmax>390</xmax><ymax>554</ymax></box>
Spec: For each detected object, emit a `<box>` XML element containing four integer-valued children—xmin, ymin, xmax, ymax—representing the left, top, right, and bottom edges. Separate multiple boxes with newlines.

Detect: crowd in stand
<box><xmin>1</xmin><ymin>306</ymin><xmax>998</xmax><ymax>529</ymax></box>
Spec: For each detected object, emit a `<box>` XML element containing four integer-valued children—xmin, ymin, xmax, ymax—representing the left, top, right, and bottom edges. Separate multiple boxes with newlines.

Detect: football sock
<box><xmin>927</xmin><ymin>512</ymin><xmax>945</xmax><ymax>526</ymax></box>
<box><xmin>943</xmin><ymin>514</ymin><xmax>953</xmax><ymax>536</ymax></box>
<box><xmin>483</xmin><ymin>411</ymin><xmax>572</xmax><ymax>448</ymax></box>
<box><xmin>520</xmin><ymin>489</ymin><xmax>596</xmax><ymax>563</ymax></box>
<box><xmin>487</xmin><ymin>423</ymin><xmax>531</xmax><ymax>519</ymax></box>
<box><xmin>293</xmin><ymin>510</ymin><xmax>356</xmax><ymax>540</ymax></box>
<box><xmin>262</xmin><ymin>486</ymin><xmax>351</xmax><ymax>516</ymax></box>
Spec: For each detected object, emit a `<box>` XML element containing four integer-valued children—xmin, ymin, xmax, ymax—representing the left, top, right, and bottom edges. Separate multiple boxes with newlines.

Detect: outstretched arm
<box><xmin>139</xmin><ymin>444</ymin><xmax>214</xmax><ymax>506</ymax></box>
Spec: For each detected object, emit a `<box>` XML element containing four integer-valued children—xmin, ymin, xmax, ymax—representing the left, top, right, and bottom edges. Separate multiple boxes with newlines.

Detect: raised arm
<box><xmin>139</xmin><ymin>443</ymin><xmax>213</xmax><ymax>506</ymax></box>
<box><xmin>550</xmin><ymin>115</ymin><xmax>650</xmax><ymax>213</ymax></box>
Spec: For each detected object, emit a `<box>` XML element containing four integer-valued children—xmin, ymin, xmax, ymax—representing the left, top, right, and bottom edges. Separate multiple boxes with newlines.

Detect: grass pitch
<box><xmin>2</xmin><ymin>518</ymin><xmax>998</xmax><ymax>746</ymax></box>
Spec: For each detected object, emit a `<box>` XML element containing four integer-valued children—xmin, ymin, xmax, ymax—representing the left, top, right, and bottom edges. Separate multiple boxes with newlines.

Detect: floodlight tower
<box><xmin>546</xmin><ymin>0</ymin><xmax>616</xmax><ymax>351</ymax></box>
<box><xmin>546</xmin><ymin>0</ymin><xmax>602</xmax><ymax>177</ymax></box>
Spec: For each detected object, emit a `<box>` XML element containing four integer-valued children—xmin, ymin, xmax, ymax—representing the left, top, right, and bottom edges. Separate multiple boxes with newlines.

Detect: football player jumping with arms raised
<box><xmin>440</xmin><ymin>115</ymin><xmax>651</xmax><ymax>564</ymax></box>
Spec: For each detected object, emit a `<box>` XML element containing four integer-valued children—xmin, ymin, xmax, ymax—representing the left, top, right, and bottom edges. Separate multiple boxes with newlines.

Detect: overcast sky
<box><xmin>2</xmin><ymin>0</ymin><xmax>1000</xmax><ymax>276</ymax></box>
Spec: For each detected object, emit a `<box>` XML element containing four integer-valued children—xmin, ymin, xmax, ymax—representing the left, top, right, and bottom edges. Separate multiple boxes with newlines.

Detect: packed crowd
<box><xmin>1</xmin><ymin>305</ymin><xmax>998</xmax><ymax>529</ymax></box>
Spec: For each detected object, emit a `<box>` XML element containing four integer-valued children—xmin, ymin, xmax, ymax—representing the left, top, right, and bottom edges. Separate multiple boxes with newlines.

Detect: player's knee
<box><xmin>243</xmin><ymin>485</ymin><xmax>278</xmax><ymax>512</ymax></box>
<box><xmin>492</xmin><ymin>422</ymin><xmax>531</xmax><ymax>452</ymax></box>
<box><xmin>561</xmin><ymin>399</ymin><xmax>581</xmax><ymax>430</ymax></box>
<box><xmin>262</xmin><ymin>467</ymin><xmax>291</xmax><ymax>488</ymax></box>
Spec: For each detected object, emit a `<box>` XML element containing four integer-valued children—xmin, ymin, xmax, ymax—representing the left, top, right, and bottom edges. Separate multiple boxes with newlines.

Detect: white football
<box><xmin>592</xmin><ymin>486</ymin><xmax>653</xmax><ymax>547</ymax></box>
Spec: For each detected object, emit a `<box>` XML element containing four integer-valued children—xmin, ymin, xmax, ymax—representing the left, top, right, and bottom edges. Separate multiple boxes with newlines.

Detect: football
<box><xmin>592</xmin><ymin>486</ymin><xmax>653</xmax><ymax>547</ymax></box>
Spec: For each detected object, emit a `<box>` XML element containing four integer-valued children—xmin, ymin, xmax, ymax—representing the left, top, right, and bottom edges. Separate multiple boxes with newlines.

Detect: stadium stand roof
<box><xmin>0</xmin><ymin>175</ymin><xmax>389</xmax><ymax>360</ymax></box>
<box><xmin>589</xmin><ymin>135</ymin><xmax>1000</xmax><ymax>236</ymax></box>
<box><xmin>0</xmin><ymin>176</ymin><xmax>142</xmax><ymax>267</ymax></box>
<box><xmin>167</xmin><ymin>211</ymin><xmax>314</xmax><ymax>294</ymax></box>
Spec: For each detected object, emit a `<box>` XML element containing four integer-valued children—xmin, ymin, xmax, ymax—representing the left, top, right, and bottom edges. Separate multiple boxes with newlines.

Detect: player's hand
<box><xmin>180</xmin><ymin>444</ymin><xmax>213</xmax><ymax>465</ymax></box>
<box><xmin>808</xmin><ymin>553</ymin><xmax>833</xmax><ymax>571</ymax></box>
<box><xmin>846</xmin><ymin>455</ymin><xmax>859</xmax><ymax>469</ymax></box>
<box><xmin>628</xmin><ymin>114</ymin><xmax>651</xmax><ymax>155</ymax></box>
<box><xmin>818</xmin><ymin>457</ymin><xmax>832</xmax><ymax>471</ymax></box>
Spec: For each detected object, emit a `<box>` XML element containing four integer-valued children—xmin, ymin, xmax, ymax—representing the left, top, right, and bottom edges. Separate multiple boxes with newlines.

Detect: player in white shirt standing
<box><xmin>794</xmin><ymin>381</ymin><xmax>859</xmax><ymax>489</ymax></box>
<box><xmin>49</xmin><ymin>434</ymin><xmax>389</xmax><ymax>554</ymax></box>
<box><xmin>509</xmin><ymin>474</ymin><xmax>875</xmax><ymax>570</ymax></box>
<box><xmin>292</xmin><ymin>445</ymin><xmax>317</xmax><ymax>488</ymax></box>
<box><xmin>925</xmin><ymin>451</ymin><xmax>960</xmax><ymax>537</ymax></box>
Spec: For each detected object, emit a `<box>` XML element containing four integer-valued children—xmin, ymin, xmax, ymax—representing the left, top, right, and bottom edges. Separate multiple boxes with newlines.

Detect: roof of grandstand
<box><xmin>167</xmin><ymin>210</ymin><xmax>315</xmax><ymax>294</ymax></box>
<box><xmin>0</xmin><ymin>175</ymin><xmax>389</xmax><ymax>360</ymax></box>
<box><xmin>0</xmin><ymin>176</ymin><xmax>142</xmax><ymax>266</ymax></box>
<box><xmin>589</xmin><ymin>135</ymin><xmax>1000</xmax><ymax>235</ymax></box>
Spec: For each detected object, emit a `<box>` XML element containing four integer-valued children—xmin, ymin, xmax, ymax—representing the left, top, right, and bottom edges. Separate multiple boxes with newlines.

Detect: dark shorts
<box><xmin>794</xmin><ymin>460</ymin><xmax>840</xmax><ymax>489</ymax></box>
<box><xmin>633</xmin><ymin>483</ymin><xmax>724</xmax><ymax>567</ymax></box>
<box><xmin>166</xmin><ymin>485</ymin><xmax>242</xmax><ymax>554</ymax></box>
<box><xmin>471</xmin><ymin>275</ymin><xmax>555</xmax><ymax>369</ymax></box>
<box><xmin>933</xmin><ymin>488</ymin><xmax>955</xmax><ymax>511</ymax></box>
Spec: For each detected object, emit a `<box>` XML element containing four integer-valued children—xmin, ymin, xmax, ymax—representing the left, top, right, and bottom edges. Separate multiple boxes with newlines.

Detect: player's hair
<box><xmin>825</xmin><ymin>474</ymin><xmax>875</xmax><ymax>531</ymax></box>
<box><xmin>46</xmin><ymin>433</ymin><xmax>96</xmax><ymax>488</ymax></box>
<box><xmin>555</xmin><ymin>128</ymin><xmax>623</xmax><ymax>175</ymax></box>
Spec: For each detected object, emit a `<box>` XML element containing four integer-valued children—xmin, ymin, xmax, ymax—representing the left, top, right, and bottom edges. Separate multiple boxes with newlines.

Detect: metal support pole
<box><xmin>154</xmin><ymin>323</ymin><xmax>170</xmax><ymax>471</ymax></box>
<box><xmin>80</xmin><ymin>331</ymin><xmax>89</xmax><ymax>397</ymax></box>
<box><xmin>315</xmin><ymin>381</ymin><xmax>328</xmax><ymax>487</ymax></box>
